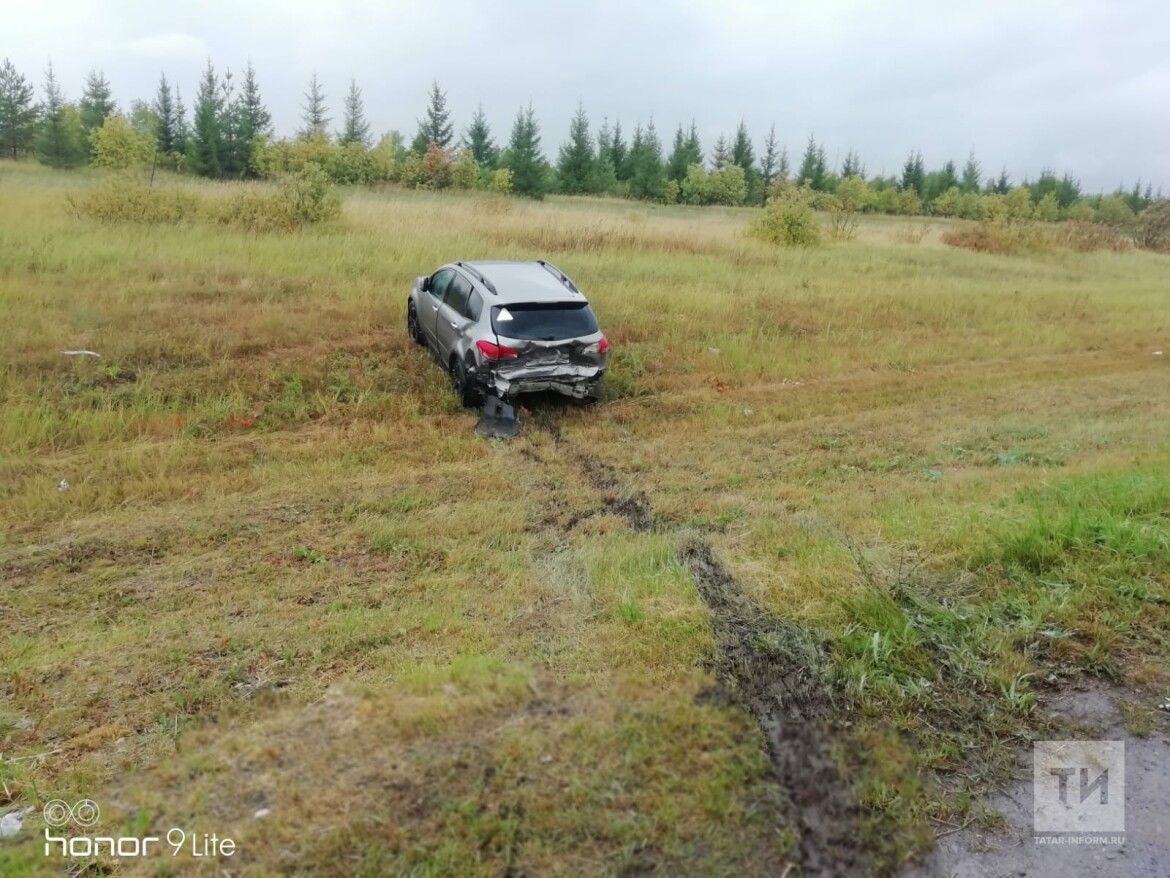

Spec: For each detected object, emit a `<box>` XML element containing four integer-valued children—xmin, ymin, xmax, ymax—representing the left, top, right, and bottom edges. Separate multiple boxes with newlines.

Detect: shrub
<box><xmin>662</xmin><ymin>178</ymin><xmax>680</xmax><ymax>204</ymax></box>
<box><xmin>942</xmin><ymin>219</ymin><xmax>1049</xmax><ymax>255</ymax></box>
<box><xmin>70</xmin><ymin>177</ymin><xmax>198</xmax><ymax>223</ymax></box>
<box><xmin>749</xmin><ymin>187</ymin><xmax>821</xmax><ymax>246</ymax></box>
<box><xmin>90</xmin><ymin>115</ymin><xmax>155</xmax><ymax>170</ymax></box>
<box><xmin>1095</xmin><ymin>195</ymin><xmax>1135</xmax><ymax>228</ymax></box>
<box><xmin>1135</xmin><ymin>200</ymin><xmax>1170</xmax><ymax>252</ymax></box>
<box><xmin>275</xmin><ymin>163</ymin><xmax>341</xmax><ymax>224</ymax></box>
<box><xmin>325</xmin><ymin>142</ymin><xmax>376</xmax><ymax>185</ymax></box>
<box><xmin>450</xmin><ymin>150</ymin><xmax>479</xmax><ymax>190</ymax></box>
<box><xmin>72</xmin><ymin>165</ymin><xmax>339</xmax><ymax>232</ymax></box>
<box><xmin>1033</xmin><ymin>192</ymin><xmax>1060</xmax><ymax>222</ymax></box>
<box><xmin>931</xmin><ymin>186</ymin><xmax>964</xmax><ymax>217</ymax></box>
<box><xmin>490</xmin><ymin>168</ymin><xmax>514</xmax><ymax>195</ymax></box>
<box><xmin>1052</xmin><ymin>221</ymin><xmax>1130</xmax><ymax>253</ymax></box>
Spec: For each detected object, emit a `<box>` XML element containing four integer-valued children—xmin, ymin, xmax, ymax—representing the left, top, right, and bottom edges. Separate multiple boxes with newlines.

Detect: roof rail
<box><xmin>536</xmin><ymin>260</ymin><xmax>580</xmax><ymax>294</ymax></box>
<box><xmin>455</xmin><ymin>261</ymin><xmax>498</xmax><ymax>295</ymax></box>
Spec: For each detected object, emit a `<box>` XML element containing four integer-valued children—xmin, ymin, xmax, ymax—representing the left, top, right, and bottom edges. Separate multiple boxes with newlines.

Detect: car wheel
<box><xmin>453</xmin><ymin>357</ymin><xmax>483</xmax><ymax>408</ymax></box>
<box><xmin>407</xmin><ymin>303</ymin><xmax>424</xmax><ymax>345</ymax></box>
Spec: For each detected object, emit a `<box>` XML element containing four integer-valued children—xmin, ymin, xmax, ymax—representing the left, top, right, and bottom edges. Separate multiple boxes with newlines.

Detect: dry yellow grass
<box><xmin>1</xmin><ymin>162</ymin><xmax>1168</xmax><ymax>875</ymax></box>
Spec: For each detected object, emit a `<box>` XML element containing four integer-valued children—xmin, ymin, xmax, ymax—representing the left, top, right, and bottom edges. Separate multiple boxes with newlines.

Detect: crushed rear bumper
<box><xmin>488</xmin><ymin>364</ymin><xmax>603</xmax><ymax>399</ymax></box>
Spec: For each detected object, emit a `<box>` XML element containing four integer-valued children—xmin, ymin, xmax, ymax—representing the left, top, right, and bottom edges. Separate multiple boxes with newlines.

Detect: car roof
<box><xmin>453</xmin><ymin>260</ymin><xmax>587</xmax><ymax>304</ymax></box>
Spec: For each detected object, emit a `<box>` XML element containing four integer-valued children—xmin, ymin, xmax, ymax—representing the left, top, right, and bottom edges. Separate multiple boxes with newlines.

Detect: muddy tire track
<box><xmin>681</xmin><ymin>540</ymin><xmax>867</xmax><ymax>876</ymax></box>
<box><xmin>519</xmin><ymin>429</ymin><xmax>867</xmax><ymax>874</ymax></box>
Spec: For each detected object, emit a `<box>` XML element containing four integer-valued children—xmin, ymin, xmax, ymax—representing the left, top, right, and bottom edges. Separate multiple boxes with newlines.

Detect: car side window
<box><xmin>466</xmin><ymin>289</ymin><xmax>483</xmax><ymax>321</ymax></box>
<box><xmin>430</xmin><ymin>269</ymin><xmax>453</xmax><ymax>300</ymax></box>
<box><xmin>445</xmin><ymin>274</ymin><xmax>472</xmax><ymax>319</ymax></box>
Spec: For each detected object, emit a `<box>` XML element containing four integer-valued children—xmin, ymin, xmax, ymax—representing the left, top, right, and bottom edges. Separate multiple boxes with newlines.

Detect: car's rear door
<box><xmin>491</xmin><ymin>301</ymin><xmax>607</xmax><ymax>375</ymax></box>
<box><xmin>435</xmin><ymin>272</ymin><xmax>474</xmax><ymax>362</ymax></box>
<box><xmin>420</xmin><ymin>269</ymin><xmax>454</xmax><ymax>344</ymax></box>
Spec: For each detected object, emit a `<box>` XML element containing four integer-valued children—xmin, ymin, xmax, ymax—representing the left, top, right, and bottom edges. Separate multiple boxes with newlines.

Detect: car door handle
<box><xmin>431</xmin><ymin>305</ymin><xmax>438</xmax><ymax>312</ymax></box>
<box><xmin>449</xmin><ymin>321</ymin><xmax>458</xmax><ymax>328</ymax></box>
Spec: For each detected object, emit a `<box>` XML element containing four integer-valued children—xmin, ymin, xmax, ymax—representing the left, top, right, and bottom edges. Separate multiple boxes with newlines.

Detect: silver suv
<box><xmin>407</xmin><ymin>260</ymin><xmax>608</xmax><ymax>406</ymax></box>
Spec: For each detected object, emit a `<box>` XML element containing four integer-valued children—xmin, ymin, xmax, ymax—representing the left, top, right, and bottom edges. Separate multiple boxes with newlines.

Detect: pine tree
<box><xmin>153</xmin><ymin>73</ymin><xmax>178</xmax><ymax>155</ymax></box>
<box><xmin>731</xmin><ymin>121</ymin><xmax>763</xmax><ymax>203</ymax></box>
<box><xmin>299</xmin><ymin>73</ymin><xmax>329</xmax><ymax>139</ymax></box>
<box><xmin>36</xmin><ymin>61</ymin><xmax>84</xmax><ymax>168</ymax></box>
<box><xmin>0</xmin><ymin>59</ymin><xmax>38</xmax><ymax>159</ymax></box>
<box><xmin>666</xmin><ymin>124</ymin><xmax>687</xmax><ymax>182</ymax></box>
<box><xmin>731</xmin><ymin>121</ymin><xmax>755</xmax><ymax>170</ymax></box>
<box><xmin>234</xmin><ymin>62</ymin><xmax>271</xmax><ymax>174</ymax></box>
<box><xmin>502</xmin><ymin>103</ymin><xmax>545</xmax><ymax>198</ymax></box>
<box><xmin>665</xmin><ymin>122</ymin><xmax>702</xmax><ymax>183</ymax></box>
<box><xmin>415</xmin><ymin>80</ymin><xmax>453</xmax><ymax>151</ymax></box>
<box><xmin>173</xmin><ymin>85</ymin><xmax>189</xmax><ymax>155</ymax></box>
<box><xmin>840</xmin><ymin>149</ymin><xmax>864</xmax><ymax>179</ymax></box>
<box><xmin>797</xmin><ymin>135</ymin><xmax>827</xmax><ymax>189</ymax></box>
<box><xmin>684</xmin><ymin>123</ymin><xmax>702</xmax><ymax>168</ymax></box>
<box><xmin>627</xmin><ymin>118</ymin><xmax>664</xmax><ymax>200</ymax></box>
<box><xmin>609</xmin><ymin>119</ymin><xmax>628</xmax><ymax>181</ymax></box>
<box><xmin>463</xmin><ymin>104</ymin><xmax>497</xmax><ymax>167</ymax></box>
<box><xmin>900</xmin><ymin>149</ymin><xmax>925</xmax><ymax>195</ymax></box>
<box><xmin>711</xmin><ymin>134</ymin><xmax>731</xmax><ymax>169</ymax></box>
<box><xmin>556</xmin><ymin>102</ymin><xmax>596</xmax><ymax>194</ymax></box>
<box><xmin>339</xmin><ymin>78</ymin><xmax>370</xmax><ymax>147</ymax></box>
<box><xmin>78</xmin><ymin>69</ymin><xmax>114</xmax><ymax>148</ymax></box>
<box><xmin>759</xmin><ymin>123</ymin><xmax>782</xmax><ymax>199</ymax></box>
<box><xmin>218</xmin><ymin>68</ymin><xmax>240</xmax><ymax>177</ymax></box>
<box><xmin>961</xmin><ymin>150</ymin><xmax>981</xmax><ymax>193</ymax></box>
<box><xmin>187</xmin><ymin>61</ymin><xmax>222</xmax><ymax>177</ymax></box>
<box><xmin>594</xmin><ymin>117</ymin><xmax>617</xmax><ymax>191</ymax></box>
<box><xmin>987</xmin><ymin>167</ymin><xmax>1010</xmax><ymax>194</ymax></box>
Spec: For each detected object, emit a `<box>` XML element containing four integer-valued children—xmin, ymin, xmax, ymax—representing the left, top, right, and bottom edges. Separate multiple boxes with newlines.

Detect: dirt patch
<box><xmin>681</xmin><ymin>540</ymin><xmax>868</xmax><ymax>876</ymax></box>
<box><xmin>574</xmin><ymin>452</ymin><xmax>655</xmax><ymax>532</ymax></box>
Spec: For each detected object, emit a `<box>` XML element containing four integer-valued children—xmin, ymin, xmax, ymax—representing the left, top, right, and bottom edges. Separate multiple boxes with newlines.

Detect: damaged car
<box><xmin>407</xmin><ymin>260</ymin><xmax>609</xmax><ymax>407</ymax></box>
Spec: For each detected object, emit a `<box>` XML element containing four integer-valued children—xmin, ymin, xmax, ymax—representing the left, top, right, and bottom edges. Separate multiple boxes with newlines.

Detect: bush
<box><xmin>942</xmin><ymin>219</ymin><xmax>1048</xmax><ymax>255</ymax></box>
<box><xmin>211</xmin><ymin>167</ymin><xmax>340</xmax><ymax>231</ymax></box>
<box><xmin>450</xmin><ymin>150</ymin><xmax>479</xmax><ymax>190</ymax></box>
<box><xmin>1052</xmin><ymin>221</ymin><xmax>1130</xmax><ymax>253</ymax></box>
<box><xmin>72</xmin><ymin>165</ymin><xmax>339</xmax><ymax>232</ymax></box>
<box><xmin>90</xmin><ymin>115</ymin><xmax>155</xmax><ymax>171</ymax></box>
<box><xmin>749</xmin><ymin>188</ymin><xmax>821</xmax><ymax>246</ymax></box>
<box><xmin>1135</xmin><ymin>200</ymin><xmax>1170</xmax><ymax>252</ymax></box>
<box><xmin>1095</xmin><ymin>195</ymin><xmax>1135</xmax><ymax>228</ymax></box>
<box><xmin>490</xmin><ymin>168</ymin><xmax>514</xmax><ymax>195</ymax></box>
<box><xmin>70</xmin><ymin>177</ymin><xmax>199</xmax><ymax>223</ymax></box>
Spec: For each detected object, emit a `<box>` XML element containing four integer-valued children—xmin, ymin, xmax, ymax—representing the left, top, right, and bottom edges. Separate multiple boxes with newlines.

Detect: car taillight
<box><xmin>476</xmin><ymin>340</ymin><xmax>519</xmax><ymax>360</ymax></box>
<box><xmin>597</xmin><ymin>336</ymin><xmax>609</xmax><ymax>354</ymax></box>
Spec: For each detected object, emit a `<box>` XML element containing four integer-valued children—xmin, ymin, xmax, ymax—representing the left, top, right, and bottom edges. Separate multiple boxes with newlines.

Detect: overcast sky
<box><xmin>5</xmin><ymin>0</ymin><xmax>1168</xmax><ymax>192</ymax></box>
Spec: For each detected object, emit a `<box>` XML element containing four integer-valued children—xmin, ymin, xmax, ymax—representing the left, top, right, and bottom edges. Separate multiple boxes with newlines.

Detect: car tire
<box><xmin>452</xmin><ymin>357</ymin><xmax>483</xmax><ymax>408</ymax></box>
<box><xmin>407</xmin><ymin>303</ymin><xmax>424</xmax><ymax>345</ymax></box>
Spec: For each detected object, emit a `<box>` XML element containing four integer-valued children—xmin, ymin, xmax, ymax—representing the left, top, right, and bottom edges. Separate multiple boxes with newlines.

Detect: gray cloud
<box><xmin>6</xmin><ymin>0</ymin><xmax>1167</xmax><ymax>191</ymax></box>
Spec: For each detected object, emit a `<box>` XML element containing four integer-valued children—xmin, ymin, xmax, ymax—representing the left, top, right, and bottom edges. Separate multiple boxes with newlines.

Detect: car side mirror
<box><xmin>420</xmin><ymin>275</ymin><xmax>431</xmax><ymax>292</ymax></box>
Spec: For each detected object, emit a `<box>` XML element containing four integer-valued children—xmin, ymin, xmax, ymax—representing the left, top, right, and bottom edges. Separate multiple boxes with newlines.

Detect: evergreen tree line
<box><xmin>0</xmin><ymin>57</ymin><xmax>1163</xmax><ymax>218</ymax></box>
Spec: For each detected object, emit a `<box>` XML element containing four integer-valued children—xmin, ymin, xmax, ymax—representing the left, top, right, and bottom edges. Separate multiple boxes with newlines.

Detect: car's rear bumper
<box><xmin>489</xmin><ymin>365</ymin><xmax>603</xmax><ymax>399</ymax></box>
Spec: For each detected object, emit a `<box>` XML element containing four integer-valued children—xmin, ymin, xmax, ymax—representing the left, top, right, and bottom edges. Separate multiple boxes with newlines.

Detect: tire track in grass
<box><xmin>525</xmin><ymin>427</ymin><xmax>867</xmax><ymax>874</ymax></box>
<box><xmin>680</xmin><ymin>540</ymin><xmax>866</xmax><ymax>877</ymax></box>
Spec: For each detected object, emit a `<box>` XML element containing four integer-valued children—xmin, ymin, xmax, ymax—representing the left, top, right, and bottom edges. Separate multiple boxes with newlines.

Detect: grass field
<box><xmin>2</xmin><ymin>160</ymin><xmax>1168</xmax><ymax>875</ymax></box>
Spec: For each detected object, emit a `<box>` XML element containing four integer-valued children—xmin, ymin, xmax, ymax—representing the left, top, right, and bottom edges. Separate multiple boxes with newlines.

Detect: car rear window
<box><xmin>491</xmin><ymin>303</ymin><xmax>599</xmax><ymax>340</ymax></box>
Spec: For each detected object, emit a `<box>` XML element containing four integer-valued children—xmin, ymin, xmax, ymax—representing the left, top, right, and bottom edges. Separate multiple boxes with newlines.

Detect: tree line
<box><xmin>0</xmin><ymin>57</ymin><xmax>1162</xmax><ymax>221</ymax></box>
